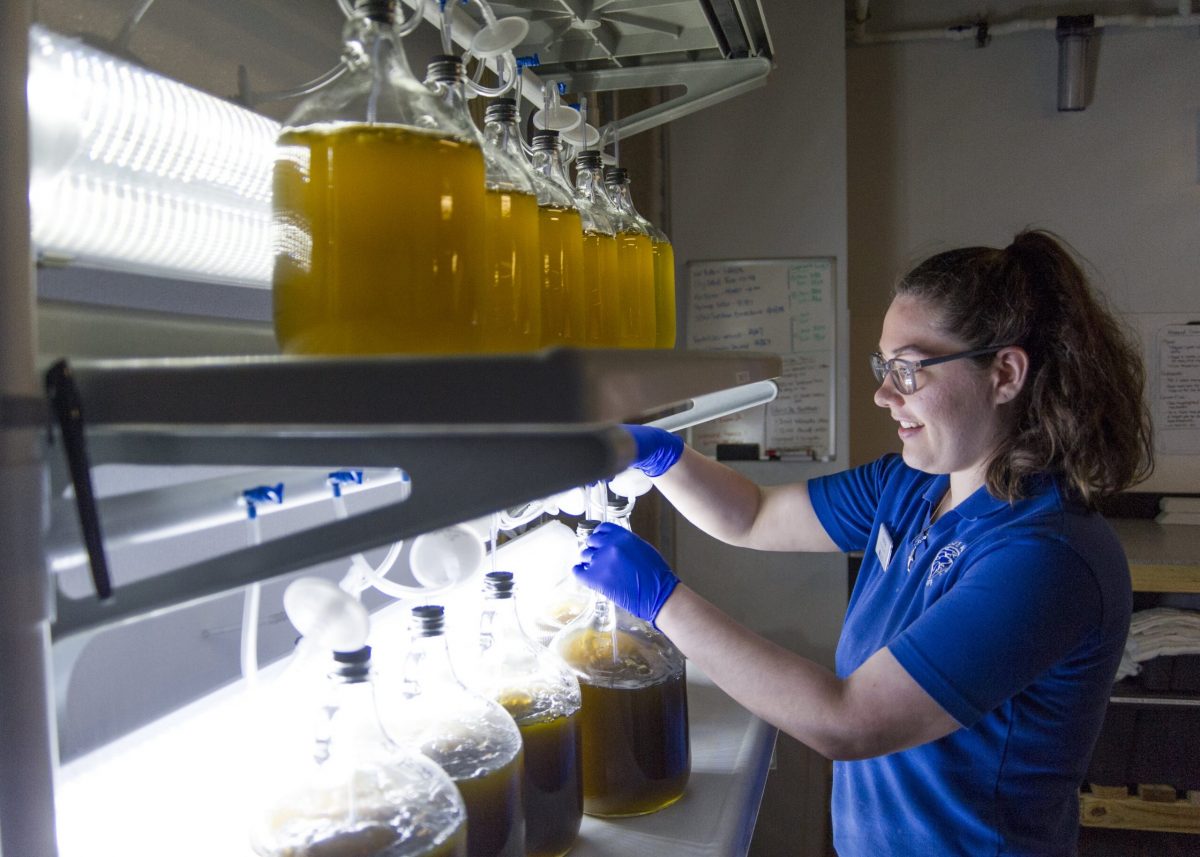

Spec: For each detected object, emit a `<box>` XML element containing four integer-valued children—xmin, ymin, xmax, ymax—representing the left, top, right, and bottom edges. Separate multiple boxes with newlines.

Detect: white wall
<box><xmin>668</xmin><ymin>3</ymin><xmax>849</xmax><ymax>854</ymax></box>
<box><xmin>847</xmin><ymin>23</ymin><xmax>1200</xmax><ymax>491</ymax></box>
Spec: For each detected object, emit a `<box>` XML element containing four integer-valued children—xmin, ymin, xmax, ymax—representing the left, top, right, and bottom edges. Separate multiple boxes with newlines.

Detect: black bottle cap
<box><xmin>425</xmin><ymin>54</ymin><xmax>463</xmax><ymax>82</ymax></box>
<box><xmin>575</xmin><ymin>519</ymin><xmax>603</xmax><ymax>537</ymax></box>
<box><xmin>603</xmin><ymin>166</ymin><xmax>628</xmax><ymax>184</ymax></box>
<box><xmin>575</xmin><ymin>150</ymin><xmax>603</xmax><ymax>169</ymax></box>
<box><xmin>333</xmin><ymin>645</ymin><xmax>372</xmax><ymax>663</ymax></box>
<box><xmin>410</xmin><ymin>604</ymin><xmax>446</xmax><ymax>636</ymax></box>
<box><xmin>485</xmin><ymin>98</ymin><xmax>519</xmax><ymax>124</ymax></box>
<box><xmin>355</xmin><ymin>0</ymin><xmax>395</xmax><ymax>23</ymax></box>
<box><xmin>484</xmin><ymin>570</ymin><xmax>515</xmax><ymax>597</ymax></box>
<box><xmin>531</xmin><ymin>130</ymin><xmax>560</xmax><ymax>150</ymax></box>
<box><xmin>331</xmin><ymin>645</ymin><xmax>372</xmax><ymax>680</ymax></box>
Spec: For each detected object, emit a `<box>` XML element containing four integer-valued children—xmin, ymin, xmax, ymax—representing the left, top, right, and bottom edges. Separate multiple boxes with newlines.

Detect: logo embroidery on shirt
<box><xmin>926</xmin><ymin>540</ymin><xmax>965</xmax><ymax>587</ymax></box>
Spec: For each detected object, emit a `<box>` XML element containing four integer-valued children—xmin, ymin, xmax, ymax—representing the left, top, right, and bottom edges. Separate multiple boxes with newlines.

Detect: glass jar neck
<box><xmin>579</xmin><ymin>167</ymin><xmax>640</xmax><ymax>233</ymax></box>
<box><xmin>480</xmin><ymin>592</ymin><xmax>527</xmax><ymax>647</ymax></box>
<box><xmin>574</xmin><ymin>165</ymin><xmax>611</xmax><ymax>205</ymax></box>
<box><xmin>428</xmin><ymin>77</ymin><xmax>472</xmax><ymax>124</ymax></box>
<box><xmin>318</xmin><ymin>669</ymin><xmax>392</xmax><ymax>764</ymax></box>
<box><xmin>532</xmin><ymin>148</ymin><xmax>575</xmax><ymax>196</ymax></box>
<box><xmin>403</xmin><ymin>632</ymin><xmax>466</xmax><ymax>697</ymax></box>
<box><xmin>345</xmin><ymin>11</ymin><xmax>413</xmax><ymax>83</ymax></box>
<box><xmin>607</xmin><ymin>181</ymin><xmax>636</xmax><ymax>215</ymax></box>
<box><xmin>484</xmin><ymin>119</ymin><xmax>524</xmax><ymax>161</ymax></box>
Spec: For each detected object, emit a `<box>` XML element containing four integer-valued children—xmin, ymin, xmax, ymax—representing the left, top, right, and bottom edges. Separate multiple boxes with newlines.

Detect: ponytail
<box><xmin>895</xmin><ymin>230</ymin><xmax>1154</xmax><ymax>506</ymax></box>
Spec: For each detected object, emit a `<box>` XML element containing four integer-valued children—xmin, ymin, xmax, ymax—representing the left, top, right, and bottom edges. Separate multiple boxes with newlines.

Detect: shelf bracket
<box><xmin>51</xmin><ymin>425</ymin><xmax>633</xmax><ymax>640</ymax></box>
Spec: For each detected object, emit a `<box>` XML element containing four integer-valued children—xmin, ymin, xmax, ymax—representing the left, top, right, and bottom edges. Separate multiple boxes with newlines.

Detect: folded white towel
<box><xmin>1114</xmin><ymin>607</ymin><xmax>1200</xmax><ymax>682</ymax></box>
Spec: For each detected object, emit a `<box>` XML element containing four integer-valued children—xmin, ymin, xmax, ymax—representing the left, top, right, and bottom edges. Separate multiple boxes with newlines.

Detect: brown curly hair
<box><xmin>894</xmin><ymin>229</ymin><xmax>1154</xmax><ymax>508</ymax></box>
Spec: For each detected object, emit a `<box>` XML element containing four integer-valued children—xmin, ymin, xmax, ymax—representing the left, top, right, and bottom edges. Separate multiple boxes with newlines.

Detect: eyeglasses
<box><xmin>870</xmin><ymin>346</ymin><xmax>1012</xmax><ymax>395</ymax></box>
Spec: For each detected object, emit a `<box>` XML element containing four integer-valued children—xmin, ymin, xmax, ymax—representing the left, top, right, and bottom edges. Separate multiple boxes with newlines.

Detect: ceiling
<box><xmin>846</xmin><ymin>0</ymin><xmax>1192</xmax><ymax>33</ymax></box>
<box><xmin>456</xmin><ymin>0</ymin><xmax>772</xmax><ymax>76</ymax></box>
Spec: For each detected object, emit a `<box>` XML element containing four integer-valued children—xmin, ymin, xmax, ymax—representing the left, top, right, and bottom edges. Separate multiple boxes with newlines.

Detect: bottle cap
<box><xmin>484</xmin><ymin>98</ymin><xmax>519</xmax><ymax>125</ymax></box>
<box><xmin>425</xmin><ymin>55</ymin><xmax>464</xmax><ymax>83</ymax></box>
<box><xmin>331</xmin><ymin>645</ymin><xmax>372</xmax><ymax>680</ymax></box>
<box><xmin>354</xmin><ymin>0</ymin><xmax>395</xmax><ymax>23</ymax></box>
<box><xmin>531</xmin><ymin>130</ymin><xmax>560</xmax><ymax>150</ymax></box>
<box><xmin>483</xmin><ymin>570</ymin><xmax>515</xmax><ymax>597</ymax></box>
<box><xmin>575</xmin><ymin>150</ymin><xmax>603</xmax><ymax>170</ymax></box>
<box><xmin>575</xmin><ymin>519</ymin><xmax>603</xmax><ymax>537</ymax></box>
<box><xmin>333</xmin><ymin>645</ymin><xmax>372</xmax><ymax>664</ymax></box>
<box><xmin>603</xmin><ymin>166</ymin><xmax>628</xmax><ymax>185</ymax></box>
<box><xmin>410</xmin><ymin>604</ymin><xmax>446</xmax><ymax>636</ymax></box>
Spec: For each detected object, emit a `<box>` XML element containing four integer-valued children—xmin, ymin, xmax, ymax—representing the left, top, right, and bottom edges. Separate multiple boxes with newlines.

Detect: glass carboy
<box><xmin>575</xmin><ymin>150</ymin><xmax>655</xmax><ymax>348</ymax></box>
<box><xmin>250</xmin><ymin>646</ymin><xmax>468</xmax><ymax>857</ymax></box>
<box><xmin>604</xmin><ymin>166</ymin><xmax>676</xmax><ymax>349</ymax></box>
<box><xmin>550</xmin><ymin>560</ymin><xmax>690</xmax><ymax>816</ymax></box>
<box><xmin>484</xmin><ymin>104</ymin><xmax>586</xmax><ymax>347</ymax></box>
<box><xmin>467</xmin><ymin>571</ymin><xmax>584</xmax><ymax>857</ymax></box>
<box><xmin>381</xmin><ymin>605</ymin><xmax>525</xmax><ymax>857</ymax></box>
<box><xmin>425</xmin><ymin>58</ymin><xmax>539</xmax><ymax>353</ymax></box>
<box><xmin>272</xmin><ymin>0</ymin><xmax>486</xmax><ymax>356</ymax></box>
<box><xmin>552</xmin><ymin>141</ymin><xmax>619</xmax><ymax>347</ymax></box>
<box><xmin>526</xmin><ymin>519</ymin><xmax>602</xmax><ymax>645</ymax></box>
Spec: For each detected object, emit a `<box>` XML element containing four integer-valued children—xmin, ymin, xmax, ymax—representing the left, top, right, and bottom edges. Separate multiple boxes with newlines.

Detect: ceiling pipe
<box><xmin>849</xmin><ymin>7</ymin><xmax>1200</xmax><ymax>46</ymax></box>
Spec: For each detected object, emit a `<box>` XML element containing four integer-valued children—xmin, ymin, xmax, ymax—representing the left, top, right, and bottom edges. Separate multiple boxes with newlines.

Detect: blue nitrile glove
<box><xmin>625</xmin><ymin>424</ymin><xmax>684</xmax><ymax>477</ymax></box>
<box><xmin>574</xmin><ymin>523</ymin><xmax>680</xmax><ymax>626</ymax></box>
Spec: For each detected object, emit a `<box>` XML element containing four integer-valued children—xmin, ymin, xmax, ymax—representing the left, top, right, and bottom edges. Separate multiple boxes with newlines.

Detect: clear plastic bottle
<box><xmin>467</xmin><ymin>571</ymin><xmax>583</xmax><ymax>857</ymax></box>
<box><xmin>425</xmin><ymin>59</ymin><xmax>539</xmax><ymax>353</ymax></box>
<box><xmin>272</xmin><ymin>0</ymin><xmax>486</xmax><ymax>356</ymax></box>
<box><xmin>482</xmin><ymin>107</ymin><xmax>587</xmax><ymax>348</ymax></box>
<box><xmin>604</xmin><ymin>167</ymin><xmax>676</xmax><ymax>349</ymax></box>
<box><xmin>552</xmin><ymin>143</ymin><xmax>619</xmax><ymax>347</ymax></box>
<box><xmin>250</xmin><ymin>646</ymin><xmax>468</xmax><ymax>857</ymax></box>
<box><xmin>381</xmin><ymin>605</ymin><xmax>526</xmax><ymax>857</ymax></box>
<box><xmin>575</xmin><ymin>151</ymin><xmax>655</xmax><ymax>349</ymax></box>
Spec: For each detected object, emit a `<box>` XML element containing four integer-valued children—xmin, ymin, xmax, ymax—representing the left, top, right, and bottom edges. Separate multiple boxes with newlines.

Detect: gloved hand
<box><xmin>574</xmin><ymin>523</ymin><xmax>679</xmax><ymax>626</ymax></box>
<box><xmin>625</xmin><ymin>424</ymin><xmax>684</xmax><ymax>477</ymax></box>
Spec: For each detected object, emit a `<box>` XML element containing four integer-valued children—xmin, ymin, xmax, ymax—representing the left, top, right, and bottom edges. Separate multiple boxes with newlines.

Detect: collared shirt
<box><xmin>809</xmin><ymin>454</ymin><xmax>1131</xmax><ymax>857</ymax></box>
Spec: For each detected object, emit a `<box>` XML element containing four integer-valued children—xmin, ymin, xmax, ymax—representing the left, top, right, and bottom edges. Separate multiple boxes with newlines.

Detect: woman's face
<box><xmin>873</xmin><ymin>294</ymin><xmax>1009</xmax><ymax>483</ymax></box>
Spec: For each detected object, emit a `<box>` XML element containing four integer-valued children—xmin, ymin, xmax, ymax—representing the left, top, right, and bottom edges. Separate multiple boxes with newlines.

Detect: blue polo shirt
<box><xmin>808</xmin><ymin>454</ymin><xmax>1130</xmax><ymax>857</ymax></box>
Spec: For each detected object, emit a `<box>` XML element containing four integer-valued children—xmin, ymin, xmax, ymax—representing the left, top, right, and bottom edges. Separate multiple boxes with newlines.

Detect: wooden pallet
<box><xmin>1081</xmin><ymin>784</ymin><xmax>1200</xmax><ymax>833</ymax></box>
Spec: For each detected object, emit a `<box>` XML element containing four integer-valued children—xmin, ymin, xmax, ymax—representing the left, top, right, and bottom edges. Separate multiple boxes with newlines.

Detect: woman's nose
<box><xmin>873</xmin><ymin>375</ymin><xmax>900</xmax><ymax>409</ymax></box>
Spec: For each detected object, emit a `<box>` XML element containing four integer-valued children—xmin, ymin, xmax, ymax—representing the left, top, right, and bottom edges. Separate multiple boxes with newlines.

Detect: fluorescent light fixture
<box><xmin>27</xmin><ymin>25</ymin><xmax>278</xmax><ymax>287</ymax></box>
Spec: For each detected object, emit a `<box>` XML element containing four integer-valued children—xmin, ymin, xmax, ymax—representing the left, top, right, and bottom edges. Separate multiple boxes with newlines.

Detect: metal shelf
<box><xmin>63</xmin><ymin>348</ymin><xmax>780</xmax><ymax>432</ymax></box>
<box><xmin>48</xmin><ymin>349</ymin><xmax>781</xmax><ymax>639</ymax></box>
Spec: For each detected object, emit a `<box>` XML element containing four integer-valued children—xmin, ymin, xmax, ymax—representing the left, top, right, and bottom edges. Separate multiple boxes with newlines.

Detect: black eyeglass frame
<box><xmin>869</xmin><ymin>345</ymin><xmax>1015</xmax><ymax>395</ymax></box>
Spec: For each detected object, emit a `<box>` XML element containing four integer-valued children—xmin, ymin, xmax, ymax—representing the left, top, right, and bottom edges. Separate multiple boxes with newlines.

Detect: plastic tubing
<box><xmin>241</xmin><ymin>579</ymin><xmax>262</xmax><ymax>690</ymax></box>
<box><xmin>464</xmin><ymin>51</ymin><xmax>517</xmax><ymax>97</ymax></box>
<box><xmin>239</xmin><ymin>498</ymin><xmax>272</xmax><ymax>691</ymax></box>
<box><xmin>495</xmin><ymin>498</ymin><xmax>548</xmax><ymax>530</ymax></box>
<box><xmin>114</xmin><ymin>0</ymin><xmax>157</xmax><ymax>52</ymax></box>
<box><xmin>241</xmin><ymin>60</ymin><xmax>349</xmax><ymax>106</ymax></box>
<box><xmin>439</xmin><ymin>0</ymin><xmax>454</xmax><ymax>56</ymax></box>
<box><xmin>329</xmin><ymin>486</ymin><xmax>448</xmax><ymax>600</ymax></box>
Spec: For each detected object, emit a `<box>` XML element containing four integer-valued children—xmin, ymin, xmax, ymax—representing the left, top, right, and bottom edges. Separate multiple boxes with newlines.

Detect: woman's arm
<box><xmin>653</xmin><ymin>447</ymin><xmax>840</xmax><ymax>553</ymax></box>
<box><xmin>575</xmin><ymin>525</ymin><xmax>959</xmax><ymax>760</ymax></box>
<box><xmin>657</xmin><ymin>584</ymin><xmax>960</xmax><ymax>760</ymax></box>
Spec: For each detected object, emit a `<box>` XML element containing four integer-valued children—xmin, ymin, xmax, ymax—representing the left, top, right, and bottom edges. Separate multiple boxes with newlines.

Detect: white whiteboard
<box><xmin>685</xmin><ymin>258</ymin><xmax>836</xmax><ymax>461</ymax></box>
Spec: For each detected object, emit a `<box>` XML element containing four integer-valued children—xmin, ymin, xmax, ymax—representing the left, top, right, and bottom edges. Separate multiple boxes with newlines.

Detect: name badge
<box><xmin>875</xmin><ymin>524</ymin><xmax>894</xmax><ymax>570</ymax></box>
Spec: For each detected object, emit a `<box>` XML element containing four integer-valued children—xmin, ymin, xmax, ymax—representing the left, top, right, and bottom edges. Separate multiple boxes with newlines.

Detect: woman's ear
<box><xmin>992</xmin><ymin>346</ymin><xmax>1029</xmax><ymax>405</ymax></box>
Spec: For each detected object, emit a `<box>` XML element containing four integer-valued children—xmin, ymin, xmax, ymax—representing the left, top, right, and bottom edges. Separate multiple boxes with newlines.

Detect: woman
<box><xmin>575</xmin><ymin>231</ymin><xmax>1154</xmax><ymax>855</ymax></box>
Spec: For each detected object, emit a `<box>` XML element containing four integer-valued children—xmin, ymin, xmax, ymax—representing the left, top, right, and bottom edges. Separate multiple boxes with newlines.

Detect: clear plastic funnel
<box><xmin>472</xmin><ymin>16</ymin><xmax>528</xmax><ymax>57</ymax></box>
<box><xmin>282</xmin><ymin>576</ymin><xmax>371</xmax><ymax>652</ymax></box>
<box><xmin>532</xmin><ymin>85</ymin><xmax>582</xmax><ymax>132</ymax></box>
<box><xmin>609</xmin><ymin>468</ymin><xmax>653</xmax><ymax>499</ymax></box>
<box><xmin>410</xmin><ymin>523</ymin><xmax>486</xmax><ymax>589</ymax></box>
